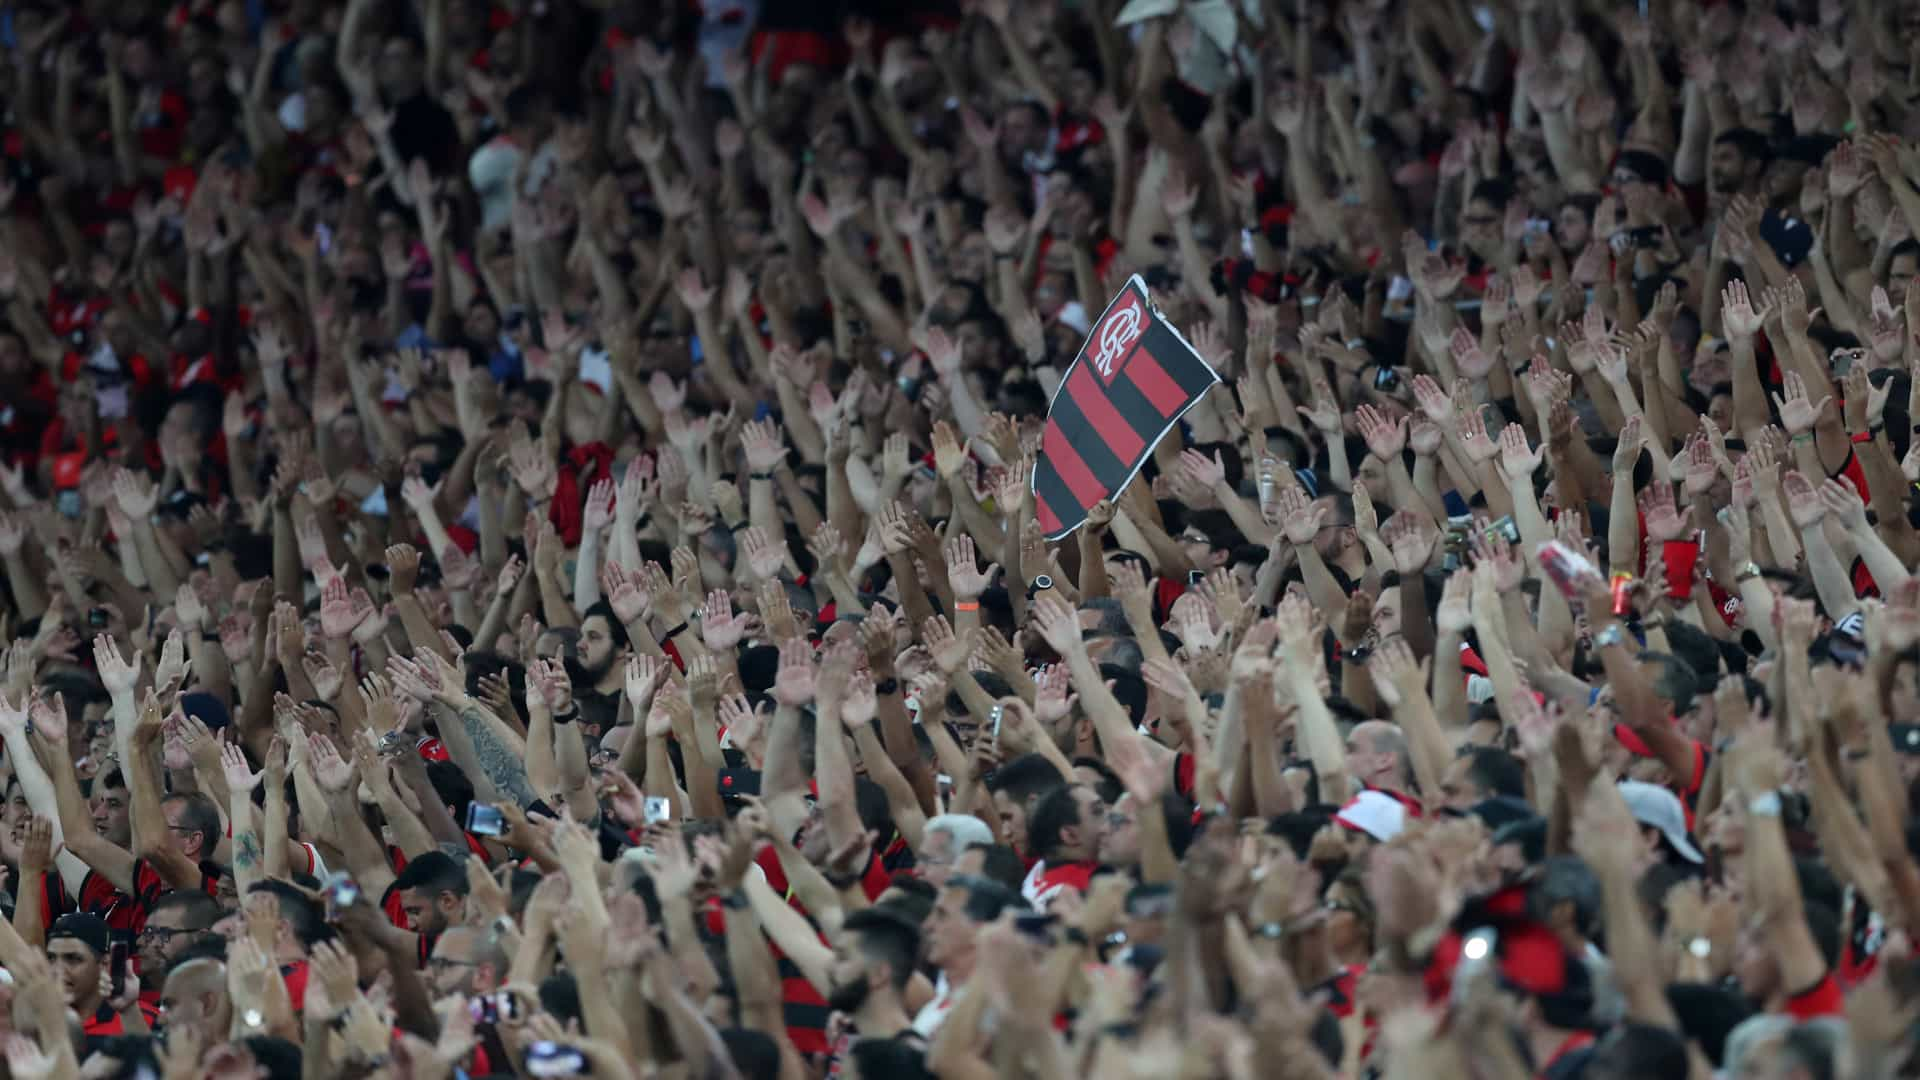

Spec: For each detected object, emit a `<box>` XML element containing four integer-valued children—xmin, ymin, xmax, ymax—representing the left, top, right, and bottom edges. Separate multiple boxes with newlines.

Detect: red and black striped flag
<box><xmin>1031</xmin><ymin>276</ymin><xmax>1221</xmax><ymax>540</ymax></box>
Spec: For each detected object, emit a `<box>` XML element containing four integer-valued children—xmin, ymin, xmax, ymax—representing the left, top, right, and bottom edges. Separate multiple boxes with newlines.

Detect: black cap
<box><xmin>47</xmin><ymin>913</ymin><xmax>110</xmax><ymax>955</ymax></box>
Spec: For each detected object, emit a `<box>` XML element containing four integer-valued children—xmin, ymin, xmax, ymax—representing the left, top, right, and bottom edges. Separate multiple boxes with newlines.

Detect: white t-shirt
<box><xmin>911</xmin><ymin>973</ymin><xmax>955</xmax><ymax>1038</ymax></box>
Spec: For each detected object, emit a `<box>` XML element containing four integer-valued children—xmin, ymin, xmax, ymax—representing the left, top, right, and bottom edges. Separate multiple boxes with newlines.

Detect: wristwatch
<box><xmin>1734</xmin><ymin>561</ymin><xmax>1762</xmax><ymax>584</ymax></box>
<box><xmin>1592</xmin><ymin>623</ymin><xmax>1625</xmax><ymax>649</ymax></box>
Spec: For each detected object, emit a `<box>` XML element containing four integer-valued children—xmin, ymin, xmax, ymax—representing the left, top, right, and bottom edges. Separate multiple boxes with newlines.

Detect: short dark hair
<box><xmin>1182</xmin><ymin>508</ymin><xmax>1245</xmax><ymax>553</ymax></box>
<box><xmin>1460</xmin><ymin>747</ymin><xmax>1526</xmax><ymax>801</ymax></box>
<box><xmin>246</xmin><ymin>881</ymin><xmax>330</xmax><ymax>947</ymax></box>
<box><xmin>945</xmin><ymin>874</ymin><xmax>1026</xmax><ymax>923</ymax></box>
<box><xmin>841</xmin><ymin>907</ymin><xmax>922</xmax><ymax>990</ymax></box>
<box><xmin>960</xmin><ymin>843</ymin><xmax>1027</xmax><ymax>891</ymax></box>
<box><xmin>1024</xmin><ymin>784</ymin><xmax>1088</xmax><ymax>862</ymax></box>
<box><xmin>164</xmin><ymin>792</ymin><xmax>223</xmax><ymax>854</ymax></box>
<box><xmin>393</xmin><ymin>851</ymin><xmax>469</xmax><ymax>898</ymax></box>
<box><xmin>848</xmin><ymin>1038</ymin><xmax>935</xmax><ymax>1080</ymax></box>
<box><xmin>1589</xmin><ymin>1021</ymin><xmax>1689</xmax><ymax>1080</ymax></box>
<box><xmin>425</xmin><ymin>761</ymin><xmax>476</xmax><ymax>823</ymax></box>
<box><xmin>149</xmin><ymin>889</ymin><xmax>223</xmax><ymax>931</ymax></box>
<box><xmin>1535</xmin><ymin>855</ymin><xmax>1601</xmax><ymax>939</ymax></box>
<box><xmin>166</xmin><ymin>934</ymin><xmax>229</xmax><ymax>975</ymax></box>
<box><xmin>985</xmin><ymin>753</ymin><xmax>1066</xmax><ymax>805</ymax></box>
<box><xmin>1071</xmin><ymin>757</ymin><xmax>1122</xmax><ymax>805</ymax></box>
<box><xmin>1714</xmin><ymin>127</ymin><xmax>1771</xmax><ymax>164</ymax></box>
<box><xmin>239</xmin><ymin>1035</ymin><xmax>303</xmax><ymax>1080</ymax></box>
<box><xmin>1490</xmin><ymin>817</ymin><xmax>1547</xmax><ymax>864</ymax></box>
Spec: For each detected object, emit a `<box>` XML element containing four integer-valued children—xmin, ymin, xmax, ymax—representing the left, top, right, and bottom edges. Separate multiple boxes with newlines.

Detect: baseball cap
<box><xmin>1334</xmin><ymin>790</ymin><xmax>1406</xmax><ymax>842</ymax></box>
<box><xmin>1617</xmin><ymin>780</ymin><xmax>1703</xmax><ymax>864</ymax></box>
<box><xmin>47</xmin><ymin>913</ymin><xmax>110</xmax><ymax>955</ymax></box>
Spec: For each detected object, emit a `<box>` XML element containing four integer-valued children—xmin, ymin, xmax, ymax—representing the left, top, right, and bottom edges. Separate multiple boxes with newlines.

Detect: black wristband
<box><xmin>1061</xmin><ymin>926</ymin><xmax>1090</xmax><ymax>947</ymax></box>
<box><xmin>874</xmin><ymin>678</ymin><xmax>899</xmax><ymax>696</ymax></box>
<box><xmin>661</xmin><ymin>621</ymin><xmax>688</xmax><ymax>640</ymax></box>
<box><xmin>750</xmin><ymin>471</ymin><xmax>773</xmax><ymax>481</ymax></box>
<box><xmin>552</xmin><ymin>704</ymin><xmax>577</xmax><ymax>726</ymax></box>
<box><xmin>722</xmin><ymin>890</ymin><xmax>750</xmax><ymax>910</ymax></box>
<box><xmin>823</xmin><ymin>867</ymin><xmax>865</xmax><ymax>890</ymax></box>
<box><xmin>729</xmin><ymin>521</ymin><xmax>750</xmax><ymax>532</ymax></box>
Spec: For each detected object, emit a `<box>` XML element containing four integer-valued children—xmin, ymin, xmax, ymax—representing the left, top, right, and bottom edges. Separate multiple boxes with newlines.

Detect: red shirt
<box><xmin>1782</xmin><ymin>972</ymin><xmax>1845</xmax><ymax>1020</ymax></box>
<box><xmin>281</xmin><ymin>960</ymin><xmax>310</xmax><ymax>1011</ymax></box>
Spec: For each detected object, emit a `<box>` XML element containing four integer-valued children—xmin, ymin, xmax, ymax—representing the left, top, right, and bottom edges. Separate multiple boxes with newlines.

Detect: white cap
<box><xmin>1617</xmin><ymin>780</ymin><xmax>1703</xmax><ymax>864</ymax></box>
<box><xmin>1334</xmin><ymin>790</ymin><xmax>1407</xmax><ymax>842</ymax></box>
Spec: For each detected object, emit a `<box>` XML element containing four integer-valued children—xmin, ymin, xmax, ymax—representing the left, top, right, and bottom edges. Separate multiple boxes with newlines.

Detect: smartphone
<box><xmin>321</xmin><ymin>871</ymin><xmax>360</xmax><ymax>919</ymax></box>
<box><xmin>109</xmin><ymin>940</ymin><xmax>129</xmax><ymax>999</ymax></box>
<box><xmin>717</xmin><ymin>768</ymin><xmax>763</xmax><ymax>799</ymax></box>
<box><xmin>1629</xmin><ymin>224</ymin><xmax>1664</xmax><ymax>249</ymax></box>
<box><xmin>469</xmin><ymin>990</ymin><xmax>520</xmax><ymax>1025</ymax></box>
<box><xmin>525</xmin><ymin>1041</ymin><xmax>587</xmax><ymax>1078</ymax></box>
<box><xmin>1372</xmin><ymin>366</ymin><xmax>1400</xmax><ymax>392</ymax></box>
<box><xmin>1452</xmin><ymin>927</ymin><xmax>1498</xmax><ymax>1003</ymax></box>
<box><xmin>990</xmin><ymin>705</ymin><xmax>1004</xmax><ymax>740</ymax></box>
<box><xmin>643</xmin><ymin>796</ymin><xmax>672</xmax><ymax>825</ymax></box>
<box><xmin>1892</xmin><ymin>725</ymin><xmax>1920</xmax><ymax>754</ymax></box>
<box><xmin>1187</xmin><ymin>569</ymin><xmax>1205</xmax><ymax>586</ymax></box>
<box><xmin>378</xmin><ymin>731</ymin><xmax>413</xmax><ymax>756</ymax></box>
<box><xmin>466</xmin><ymin>803</ymin><xmax>507</xmax><ymax>837</ymax></box>
<box><xmin>1483</xmin><ymin>515</ymin><xmax>1520</xmax><ymax>544</ymax></box>
<box><xmin>87</xmin><ymin>607</ymin><xmax>110</xmax><ymax>629</ymax></box>
<box><xmin>1523</xmin><ymin>217</ymin><xmax>1554</xmax><ymax>236</ymax></box>
<box><xmin>1386</xmin><ymin>275</ymin><xmax>1414</xmax><ymax>302</ymax></box>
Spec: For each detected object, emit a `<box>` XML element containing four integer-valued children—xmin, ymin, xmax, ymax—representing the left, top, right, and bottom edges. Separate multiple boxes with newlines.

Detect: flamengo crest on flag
<box><xmin>1029</xmin><ymin>275</ymin><xmax>1222</xmax><ymax>540</ymax></box>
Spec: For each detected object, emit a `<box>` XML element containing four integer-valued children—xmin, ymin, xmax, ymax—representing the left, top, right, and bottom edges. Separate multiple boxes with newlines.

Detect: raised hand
<box><xmin>1781</xmin><ymin>470</ymin><xmax>1827</xmax><ymax>528</ymax></box>
<box><xmin>94</xmin><ymin>635</ymin><xmax>140</xmax><ymax>697</ymax></box>
<box><xmin>1382</xmin><ymin>512</ymin><xmax>1438</xmax><ymax>574</ymax></box>
<box><xmin>222</xmin><ymin>740</ymin><xmax>263</xmax><ymax>793</ymax></box>
<box><xmin>944</xmin><ymin>534</ymin><xmax>999</xmax><ymax>599</ymax></box>
<box><xmin>1771</xmin><ymin>371</ymin><xmax>1832</xmax><ymax>435</ymax></box>
<box><xmin>1638</xmin><ymin>483</ymin><xmax>1685</xmax><ymax>542</ymax></box>
<box><xmin>700</xmin><ymin>590</ymin><xmax>753</xmax><ymax>650</ymax></box>
<box><xmin>1497</xmin><ymin>423</ymin><xmax>1543</xmax><ymax>480</ymax></box>
<box><xmin>1355</xmin><ymin>404</ymin><xmax>1408</xmax><ymax>461</ymax></box>
<box><xmin>1721</xmin><ymin>279</ymin><xmax>1772</xmax><ymax>339</ymax></box>
<box><xmin>771</xmin><ymin>640</ymin><xmax>817</xmax><ymax>706</ymax></box>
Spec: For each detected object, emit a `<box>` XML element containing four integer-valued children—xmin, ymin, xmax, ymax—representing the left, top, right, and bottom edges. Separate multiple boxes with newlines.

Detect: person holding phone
<box><xmin>47</xmin><ymin>913</ymin><xmax>154</xmax><ymax>1051</ymax></box>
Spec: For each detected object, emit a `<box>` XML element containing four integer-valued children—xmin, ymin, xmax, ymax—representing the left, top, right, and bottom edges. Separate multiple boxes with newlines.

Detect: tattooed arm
<box><xmin>433</xmin><ymin>690</ymin><xmax>539</xmax><ymax>809</ymax></box>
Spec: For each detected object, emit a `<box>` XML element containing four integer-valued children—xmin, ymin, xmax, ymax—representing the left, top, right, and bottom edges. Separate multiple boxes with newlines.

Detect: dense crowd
<box><xmin>1</xmin><ymin>0</ymin><xmax>1918</xmax><ymax>1077</ymax></box>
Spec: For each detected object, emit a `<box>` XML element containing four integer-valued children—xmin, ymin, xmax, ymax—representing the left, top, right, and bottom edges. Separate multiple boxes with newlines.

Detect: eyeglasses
<box><xmin>138</xmin><ymin>925</ymin><xmax>196</xmax><ymax>942</ymax></box>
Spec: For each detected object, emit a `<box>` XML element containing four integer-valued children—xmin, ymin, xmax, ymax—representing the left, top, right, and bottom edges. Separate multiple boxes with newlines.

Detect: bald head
<box><xmin>1346</xmin><ymin>720</ymin><xmax>1411</xmax><ymax>791</ymax></box>
<box><xmin>161</xmin><ymin>958</ymin><xmax>231</xmax><ymax>1041</ymax></box>
<box><xmin>429</xmin><ymin>925</ymin><xmax>508</xmax><ymax>999</ymax></box>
